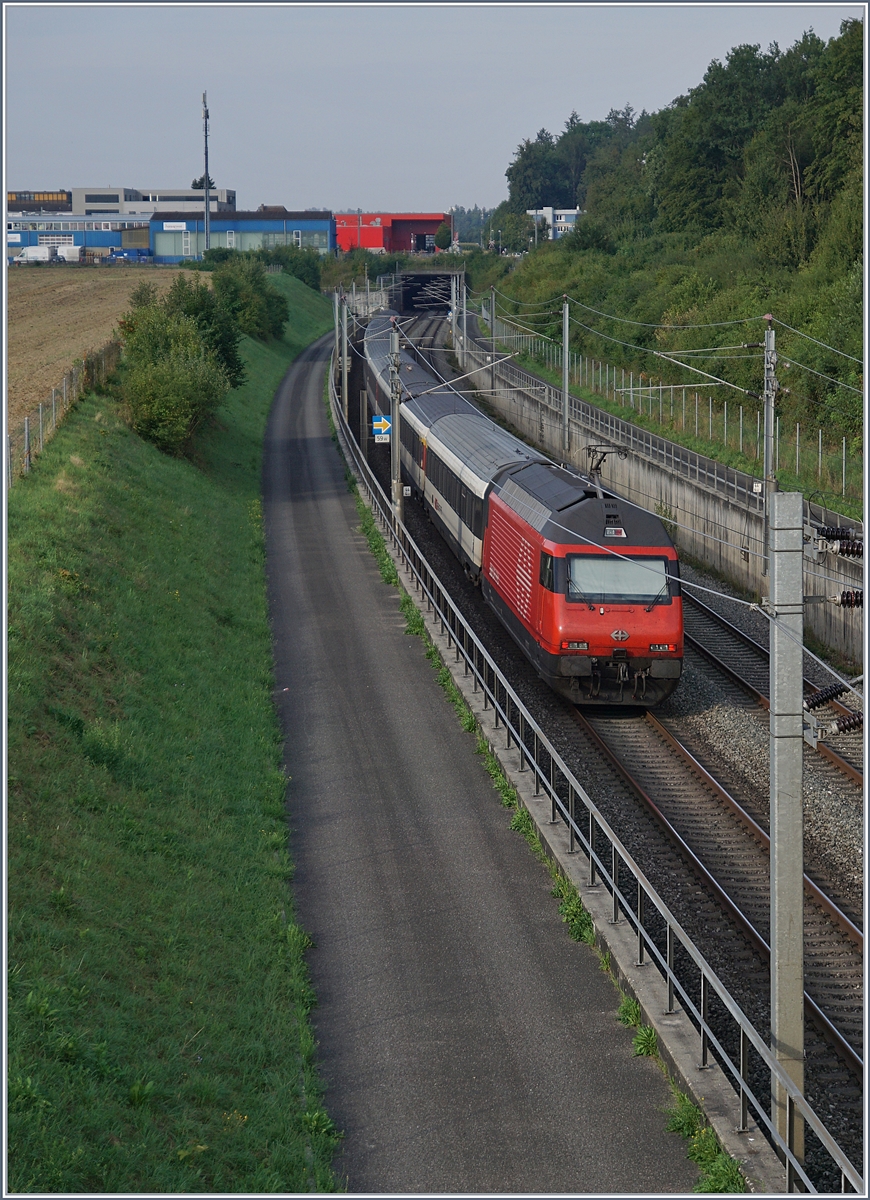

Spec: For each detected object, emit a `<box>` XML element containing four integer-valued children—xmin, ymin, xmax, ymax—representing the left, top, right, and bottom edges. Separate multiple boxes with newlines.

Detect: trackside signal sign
<box><xmin>373</xmin><ymin>415</ymin><xmax>391</xmax><ymax>443</ymax></box>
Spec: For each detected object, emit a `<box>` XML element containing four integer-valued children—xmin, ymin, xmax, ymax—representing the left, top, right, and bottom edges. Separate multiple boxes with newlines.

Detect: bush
<box><xmin>125</xmin><ymin>350</ymin><xmax>229</xmax><ymax>453</ymax></box>
<box><xmin>260</xmin><ymin>245</ymin><xmax>322</xmax><ymax>291</ymax></box>
<box><xmin>118</xmin><ymin>305</ymin><xmax>230</xmax><ymax>453</ymax></box>
<box><xmin>120</xmin><ymin>304</ymin><xmax>203</xmax><ymax>368</ymax></box>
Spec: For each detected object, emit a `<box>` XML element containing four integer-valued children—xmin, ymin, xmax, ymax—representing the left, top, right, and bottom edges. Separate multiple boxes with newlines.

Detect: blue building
<box><xmin>6</xmin><ymin>212</ymin><xmax>151</xmax><ymax>258</ymax></box>
<box><xmin>151</xmin><ymin>209</ymin><xmax>335</xmax><ymax>262</ymax></box>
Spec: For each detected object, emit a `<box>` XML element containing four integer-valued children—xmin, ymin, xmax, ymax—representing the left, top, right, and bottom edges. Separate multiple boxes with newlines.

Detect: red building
<box><xmin>335</xmin><ymin>212</ymin><xmax>448</xmax><ymax>254</ymax></box>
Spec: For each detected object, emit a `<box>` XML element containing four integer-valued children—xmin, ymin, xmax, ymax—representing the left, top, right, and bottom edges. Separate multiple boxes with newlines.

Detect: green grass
<box><xmin>7</xmin><ymin>277</ymin><xmax>340</xmax><ymax>1192</ymax></box>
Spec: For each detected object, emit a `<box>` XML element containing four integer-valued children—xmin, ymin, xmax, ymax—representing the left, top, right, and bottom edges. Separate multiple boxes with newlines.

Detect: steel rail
<box><xmin>572</xmin><ymin>708</ymin><xmax>862</xmax><ymax>1078</ymax></box>
<box><xmin>646</xmin><ymin>712</ymin><xmax>863</xmax><ymax>947</ymax></box>
<box><xmin>683</xmin><ymin>594</ymin><xmax>863</xmax><ymax>787</ymax></box>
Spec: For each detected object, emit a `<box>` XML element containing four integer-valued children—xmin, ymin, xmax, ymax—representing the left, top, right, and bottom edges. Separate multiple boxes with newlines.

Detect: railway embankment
<box><xmin>6</xmin><ymin>277</ymin><xmax>339</xmax><ymax>1192</ymax></box>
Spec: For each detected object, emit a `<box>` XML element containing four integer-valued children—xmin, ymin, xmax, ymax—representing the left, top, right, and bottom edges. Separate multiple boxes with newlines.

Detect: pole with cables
<box><xmin>562</xmin><ymin>296</ymin><xmax>570</xmax><ymax>452</ymax></box>
<box><xmin>389</xmin><ymin>320</ymin><xmax>404</xmax><ymax>524</ymax></box>
<box><xmin>762</xmin><ymin>315</ymin><xmax>778</xmax><ymax>576</ymax></box>
<box><xmin>450</xmin><ymin>276</ymin><xmax>458</xmax><ymax>360</ymax></box>
<box><xmin>461</xmin><ymin>276</ymin><xmax>467</xmax><ymax>371</ymax></box>
<box><xmin>341</xmin><ymin>296</ymin><xmax>349</xmax><ymax>422</ymax></box>
<box><xmin>490</xmin><ymin>285</ymin><xmax>497</xmax><ymax>397</ymax></box>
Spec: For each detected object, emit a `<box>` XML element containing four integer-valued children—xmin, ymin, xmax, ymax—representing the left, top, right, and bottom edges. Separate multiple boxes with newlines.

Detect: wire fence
<box><xmin>484</xmin><ymin>310</ymin><xmax>862</xmax><ymax>505</ymax></box>
<box><xmin>7</xmin><ymin>340</ymin><xmax>121</xmax><ymax>488</ymax></box>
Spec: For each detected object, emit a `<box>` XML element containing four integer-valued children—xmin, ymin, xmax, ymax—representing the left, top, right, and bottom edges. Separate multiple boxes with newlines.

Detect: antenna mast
<box><xmin>202</xmin><ymin>92</ymin><xmax>211</xmax><ymax>252</ymax></box>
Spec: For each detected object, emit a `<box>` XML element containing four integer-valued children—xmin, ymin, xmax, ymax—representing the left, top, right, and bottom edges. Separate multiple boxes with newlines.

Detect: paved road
<box><xmin>263</xmin><ymin>336</ymin><xmax>698</xmax><ymax>1194</ymax></box>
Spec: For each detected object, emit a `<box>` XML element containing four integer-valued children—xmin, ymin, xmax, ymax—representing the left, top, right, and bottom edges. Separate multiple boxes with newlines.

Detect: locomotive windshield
<box><xmin>566</xmin><ymin>554</ymin><xmax>671</xmax><ymax>606</ymax></box>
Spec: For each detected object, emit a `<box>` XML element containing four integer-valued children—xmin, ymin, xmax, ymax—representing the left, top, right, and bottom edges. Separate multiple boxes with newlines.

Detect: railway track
<box><xmin>352</xmin><ymin>314</ymin><xmax>864</xmax><ymax>1186</ymax></box>
<box><xmin>683</xmin><ymin>592</ymin><xmax>863</xmax><ymax>785</ymax></box>
<box><xmin>574</xmin><ymin>708</ymin><xmax>863</xmax><ymax>1067</ymax></box>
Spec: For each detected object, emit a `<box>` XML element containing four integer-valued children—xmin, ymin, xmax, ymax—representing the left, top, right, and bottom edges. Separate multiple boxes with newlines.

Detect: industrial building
<box><xmin>7</xmin><ymin>186</ymin><xmax>237</xmax><ymax>216</ymax></box>
<box><xmin>150</xmin><ymin>209</ymin><xmax>335</xmax><ymax>261</ymax></box>
<box><xmin>334</xmin><ymin>212</ymin><xmax>449</xmax><ymax>254</ymax></box>
<box><xmin>6</xmin><ymin>212</ymin><xmax>152</xmax><ymax>257</ymax></box>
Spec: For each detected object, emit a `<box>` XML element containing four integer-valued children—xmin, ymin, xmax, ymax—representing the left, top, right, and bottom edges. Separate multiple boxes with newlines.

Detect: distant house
<box><xmin>527</xmin><ymin>207</ymin><xmax>580</xmax><ymax>239</ymax></box>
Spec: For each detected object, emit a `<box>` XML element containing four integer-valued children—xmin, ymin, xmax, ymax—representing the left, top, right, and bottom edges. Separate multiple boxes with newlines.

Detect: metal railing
<box><xmin>328</xmin><ymin>357</ymin><xmax>863</xmax><ymax>1195</ymax></box>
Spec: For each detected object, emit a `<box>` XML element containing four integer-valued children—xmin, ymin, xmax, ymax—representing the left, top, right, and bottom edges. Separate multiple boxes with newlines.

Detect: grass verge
<box><xmin>7</xmin><ymin>276</ymin><xmax>341</xmax><ymax>1192</ymax></box>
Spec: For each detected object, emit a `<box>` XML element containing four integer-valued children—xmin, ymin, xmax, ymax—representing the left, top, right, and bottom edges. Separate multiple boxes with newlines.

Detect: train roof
<box><xmin>416</xmin><ymin>411</ymin><xmax>543</xmax><ymax>494</ymax></box>
<box><xmin>496</xmin><ymin>462</ymin><xmax>674</xmax><ymax>550</ymax></box>
<box><xmin>364</xmin><ymin>311</ymin><xmax>673</xmax><ymax>550</ymax></box>
<box><xmin>366</xmin><ymin>312</ymin><xmax>548</xmax><ymax>491</ymax></box>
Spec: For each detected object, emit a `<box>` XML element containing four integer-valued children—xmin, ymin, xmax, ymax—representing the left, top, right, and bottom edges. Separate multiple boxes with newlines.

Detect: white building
<box><xmin>527</xmin><ymin>206</ymin><xmax>580</xmax><ymax>239</ymax></box>
<box><xmin>67</xmin><ymin>187</ymin><xmax>237</xmax><ymax>216</ymax></box>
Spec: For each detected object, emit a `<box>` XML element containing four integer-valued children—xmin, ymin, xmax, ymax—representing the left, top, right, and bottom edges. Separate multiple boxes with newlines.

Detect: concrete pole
<box><xmin>389</xmin><ymin>323</ymin><xmax>404</xmax><ymax>524</ymax></box>
<box><xmin>451</xmin><ymin>275</ymin><xmax>457</xmax><ymax>356</ymax></box>
<box><xmin>360</xmin><ymin>389</ymin><xmax>369</xmax><ymax>460</ymax></box>
<box><xmin>461</xmin><ymin>276</ymin><xmax>467</xmax><ymax>371</ymax></box>
<box><xmin>333</xmin><ymin>291</ymin><xmax>340</xmax><ymax>377</ymax></box>
<box><xmin>341</xmin><ymin>297</ymin><xmax>349</xmax><ymax>422</ymax></box>
<box><xmin>762</xmin><ymin>317</ymin><xmax>778</xmax><ymax>576</ymax></box>
<box><xmin>769</xmin><ymin>490</ymin><xmax>805</xmax><ymax>1162</ymax></box>
<box><xmin>562</xmin><ymin>297</ymin><xmax>570</xmax><ymax>452</ymax></box>
<box><xmin>490</xmin><ymin>285</ymin><xmax>497</xmax><ymax>396</ymax></box>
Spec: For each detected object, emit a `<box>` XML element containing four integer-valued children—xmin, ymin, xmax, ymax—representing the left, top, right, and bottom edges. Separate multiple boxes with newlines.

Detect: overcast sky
<box><xmin>4</xmin><ymin>3</ymin><xmax>863</xmax><ymax>212</ymax></box>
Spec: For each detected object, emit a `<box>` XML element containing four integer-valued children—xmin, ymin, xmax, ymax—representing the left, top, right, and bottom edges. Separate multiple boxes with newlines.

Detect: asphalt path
<box><xmin>263</xmin><ymin>335</ymin><xmax>698</xmax><ymax>1194</ymax></box>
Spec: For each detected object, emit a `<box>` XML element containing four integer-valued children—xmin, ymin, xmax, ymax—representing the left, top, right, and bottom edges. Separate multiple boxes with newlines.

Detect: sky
<box><xmin>4</xmin><ymin>3</ymin><xmax>864</xmax><ymax>213</ymax></box>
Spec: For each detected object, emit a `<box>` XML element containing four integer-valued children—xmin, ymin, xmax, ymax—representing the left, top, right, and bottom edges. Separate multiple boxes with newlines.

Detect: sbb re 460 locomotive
<box><xmin>364</xmin><ymin>314</ymin><xmax>683</xmax><ymax>706</ymax></box>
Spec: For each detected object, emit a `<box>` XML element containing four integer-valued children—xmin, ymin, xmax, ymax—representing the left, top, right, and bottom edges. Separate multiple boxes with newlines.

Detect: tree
<box><xmin>505</xmin><ymin>128</ymin><xmax>573</xmax><ymax>209</ymax></box>
<box><xmin>212</xmin><ymin>259</ymin><xmax>288</xmax><ymax>341</ymax></box>
<box><xmin>161</xmin><ymin>273</ymin><xmax>246</xmax><ymax>387</ymax></box>
<box><xmin>433</xmin><ymin>222</ymin><xmax>452</xmax><ymax>251</ymax></box>
<box><xmin>191</xmin><ymin>174</ymin><xmax>216</xmax><ymax>190</ymax></box>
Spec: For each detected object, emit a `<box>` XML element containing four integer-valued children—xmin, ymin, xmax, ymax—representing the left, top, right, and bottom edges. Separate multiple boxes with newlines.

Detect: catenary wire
<box><xmin>779</xmin><ymin>356</ymin><xmax>864</xmax><ymax>395</ymax></box>
<box><xmin>772</xmin><ymin>318</ymin><xmax>863</xmax><ymax>365</ymax></box>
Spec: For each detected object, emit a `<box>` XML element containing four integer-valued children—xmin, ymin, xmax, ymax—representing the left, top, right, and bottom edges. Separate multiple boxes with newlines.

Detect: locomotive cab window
<box><xmin>539</xmin><ymin>552</ymin><xmax>555</xmax><ymax>591</ymax></box>
<box><xmin>566</xmin><ymin>555</ymin><xmax>672</xmax><ymax>605</ymax></box>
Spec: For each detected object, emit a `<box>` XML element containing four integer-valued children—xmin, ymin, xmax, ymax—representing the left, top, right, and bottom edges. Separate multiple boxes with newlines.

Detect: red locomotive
<box><xmin>365</xmin><ymin>315</ymin><xmax>683</xmax><ymax>705</ymax></box>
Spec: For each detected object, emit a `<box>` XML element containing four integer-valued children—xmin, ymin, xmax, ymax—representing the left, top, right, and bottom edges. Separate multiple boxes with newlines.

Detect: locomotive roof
<box><xmin>496</xmin><ymin>463</ymin><xmax>674</xmax><ymax>550</ymax></box>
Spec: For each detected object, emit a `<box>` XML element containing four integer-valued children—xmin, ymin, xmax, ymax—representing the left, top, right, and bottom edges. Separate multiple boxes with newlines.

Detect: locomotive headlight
<box><xmin>561</xmin><ymin>641</ymin><xmax>589</xmax><ymax>651</ymax></box>
<box><xmin>649</xmin><ymin>643</ymin><xmax>677</xmax><ymax>652</ymax></box>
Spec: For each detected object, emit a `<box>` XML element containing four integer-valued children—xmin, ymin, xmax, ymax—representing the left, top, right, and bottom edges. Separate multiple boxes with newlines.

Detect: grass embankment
<box><xmin>7</xmin><ymin>274</ymin><xmax>341</xmax><ymax>1192</ymax></box>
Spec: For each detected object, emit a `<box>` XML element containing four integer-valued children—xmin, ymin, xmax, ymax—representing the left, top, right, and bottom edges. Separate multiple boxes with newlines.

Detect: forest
<box><xmin>470</xmin><ymin>19</ymin><xmax>862</xmax><ymax>452</ymax></box>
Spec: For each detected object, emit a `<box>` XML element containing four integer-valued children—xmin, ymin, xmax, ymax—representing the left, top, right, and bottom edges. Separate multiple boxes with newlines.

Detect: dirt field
<box><xmin>6</xmin><ymin>265</ymin><xmax>183</xmax><ymax>431</ymax></box>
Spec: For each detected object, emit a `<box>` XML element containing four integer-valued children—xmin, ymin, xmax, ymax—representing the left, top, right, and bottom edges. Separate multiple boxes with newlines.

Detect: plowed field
<box><xmin>6</xmin><ymin>266</ymin><xmax>183</xmax><ymax>432</ymax></box>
